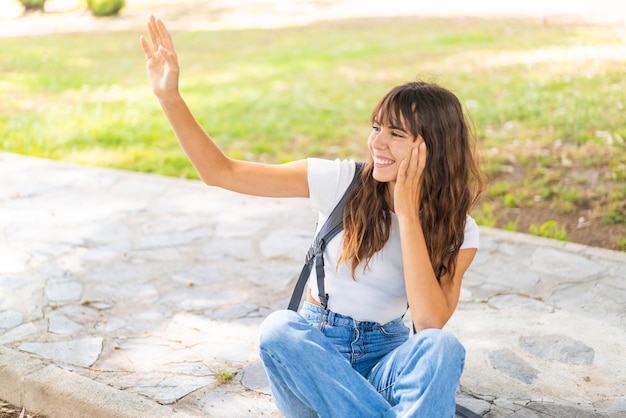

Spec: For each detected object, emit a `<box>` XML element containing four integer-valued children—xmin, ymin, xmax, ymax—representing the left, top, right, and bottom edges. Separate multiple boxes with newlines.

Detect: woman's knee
<box><xmin>259</xmin><ymin>309</ymin><xmax>305</xmax><ymax>351</ymax></box>
<box><xmin>414</xmin><ymin>328</ymin><xmax>465</xmax><ymax>362</ymax></box>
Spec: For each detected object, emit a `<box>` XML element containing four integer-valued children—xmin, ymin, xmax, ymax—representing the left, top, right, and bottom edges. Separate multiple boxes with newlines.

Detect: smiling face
<box><xmin>367</xmin><ymin>85</ymin><xmax>428</xmax><ymax>191</ymax></box>
<box><xmin>368</xmin><ymin>116</ymin><xmax>419</xmax><ymax>184</ymax></box>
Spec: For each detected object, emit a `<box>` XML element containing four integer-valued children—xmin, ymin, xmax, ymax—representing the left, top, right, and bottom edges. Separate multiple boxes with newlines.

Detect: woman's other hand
<box><xmin>394</xmin><ymin>141</ymin><xmax>427</xmax><ymax>219</ymax></box>
<box><xmin>140</xmin><ymin>16</ymin><xmax>180</xmax><ymax>99</ymax></box>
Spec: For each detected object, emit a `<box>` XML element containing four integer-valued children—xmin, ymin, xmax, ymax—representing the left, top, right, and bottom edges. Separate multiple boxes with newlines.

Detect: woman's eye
<box><xmin>372</xmin><ymin>126</ymin><xmax>381</xmax><ymax>132</ymax></box>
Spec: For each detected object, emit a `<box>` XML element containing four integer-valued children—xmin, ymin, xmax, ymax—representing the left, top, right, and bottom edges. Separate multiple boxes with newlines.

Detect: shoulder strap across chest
<box><xmin>286</xmin><ymin>162</ymin><xmax>364</xmax><ymax>312</ymax></box>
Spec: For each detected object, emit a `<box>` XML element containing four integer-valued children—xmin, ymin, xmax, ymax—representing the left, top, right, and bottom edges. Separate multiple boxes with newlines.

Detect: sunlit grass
<box><xmin>2</xmin><ymin>16</ymin><xmax>625</xmax><ymax>247</ymax></box>
<box><xmin>3</xmin><ymin>17</ymin><xmax>623</xmax><ymax>173</ymax></box>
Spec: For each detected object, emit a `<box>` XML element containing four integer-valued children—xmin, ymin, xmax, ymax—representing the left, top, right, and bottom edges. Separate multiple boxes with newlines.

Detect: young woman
<box><xmin>141</xmin><ymin>16</ymin><xmax>485</xmax><ymax>418</ymax></box>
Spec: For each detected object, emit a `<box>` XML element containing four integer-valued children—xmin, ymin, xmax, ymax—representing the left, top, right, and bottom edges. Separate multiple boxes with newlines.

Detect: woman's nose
<box><xmin>371</xmin><ymin>131</ymin><xmax>388</xmax><ymax>149</ymax></box>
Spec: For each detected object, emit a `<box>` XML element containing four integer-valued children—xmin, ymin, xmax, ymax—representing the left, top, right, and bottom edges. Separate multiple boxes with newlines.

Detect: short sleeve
<box><xmin>307</xmin><ymin>158</ymin><xmax>356</xmax><ymax>216</ymax></box>
<box><xmin>460</xmin><ymin>215</ymin><xmax>479</xmax><ymax>249</ymax></box>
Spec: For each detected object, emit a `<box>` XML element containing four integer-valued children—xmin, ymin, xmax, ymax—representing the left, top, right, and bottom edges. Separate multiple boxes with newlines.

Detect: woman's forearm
<box><xmin>157</xmin><ymin>92</ymin><xmax>310</xmax><ymax>198</ymax></box>
<box><xmin>158</xmin><ymin>92</ymin><xmax>231</xmax><ymax>186</ymax></box>
<box><xmin>398</xmin><ymin>215</ymin><xmax>453</xmax><ymax>330</ymax></box>
<box><xmin>142</xmin><ymin>16</ymin><xmax>309</xmax><ymax>198</ymax></box>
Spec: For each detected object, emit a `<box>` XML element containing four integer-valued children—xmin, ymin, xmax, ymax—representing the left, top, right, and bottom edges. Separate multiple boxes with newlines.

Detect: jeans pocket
<box><xmin>378</xmin><ymin>320</ymin><xmax>410</xmax><ymax>338</ymax></box>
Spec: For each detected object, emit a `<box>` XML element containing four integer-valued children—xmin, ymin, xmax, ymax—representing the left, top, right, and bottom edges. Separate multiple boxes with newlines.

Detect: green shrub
<box><xmin>603</xmin><ymin>211</ymin><xmax>626</xmax><ymax>225</ymax></box>
<box><xmin>18</xmin><ymin>0</ymin><xmax>45</xmax><ymax>11</ymax></box>
<box><xmin>472</xmin><ymin>202</ymin><xmax>497</xmax><ymax>228</ymax></box>
<box><xmin>503</xmin><ymin>217</ymin><xmax>520</xmax><ymax>232</ymax></box>
<box><xmin>88</xmin><ymin>0</ymin><xmax>125</xmax><ymax>17</ymax></box>
<box><xmin>529</xmin><ymin>220</ymin><xmax>568</xmax><ymax>241</ymax></box>
<box><xmin>503</xmin><ymin>193</ymin><xmax>517</xmax><ymax>208</ymax></box>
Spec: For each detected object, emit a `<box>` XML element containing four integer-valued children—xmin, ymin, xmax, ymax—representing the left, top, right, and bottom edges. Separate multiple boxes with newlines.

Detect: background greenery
<box><xmin>2</xmin><ymin>16</ymin><xmax>625</xmax><ymax>248</ymax></box>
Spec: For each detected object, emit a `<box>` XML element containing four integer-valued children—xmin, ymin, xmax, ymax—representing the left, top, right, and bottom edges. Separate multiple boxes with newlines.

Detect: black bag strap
<box><xmin>287</xmin><ymin>162</ymin><xmax>364</xmax><ymax>311</ymax></box>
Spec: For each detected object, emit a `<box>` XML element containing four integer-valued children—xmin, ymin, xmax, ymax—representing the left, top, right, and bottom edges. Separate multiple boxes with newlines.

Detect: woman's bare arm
<box><xmin>140</xmin><ymin>16</ymin><xmax>309</xmax><ymax>198</ymax></box>
<box><xmin>394</xmin><ymin>144</ymin><xmax>476</xmax><ymax>330</ymax></box>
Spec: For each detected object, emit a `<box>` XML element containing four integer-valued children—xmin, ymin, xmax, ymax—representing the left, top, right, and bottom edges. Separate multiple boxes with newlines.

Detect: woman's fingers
<box><xmin>397</xmin><ymin>145</ymin><xmax>421</xmax><ymax>185</ymax></box>
<box><xmin>156</xmin><ymin>18</ymin><xmax>175</xmax><ymax>52</ymax></box>
<box><xmin>407</xmin><ymin>147</ymin><xmax>419</xmax><ymax>179</ymax></box>
<box><xmin>139</xmin><ymin>35</ymin><xmax>153</xmax><ymax>60</ymax></box>
<box><xmin>417</xmin><ymin>141</ymin><xmax>427</xmax><ymax>172</ymax></box>
<box><xmin>397</xmin><ymin>157</ymin><xmax>408</xmax><ymax>183</ymax></box>
<box><xmin>158</xmin><ymin>45</ymin><xmax>176</xmax><ymax>68</ymax></box>
<box><xmin>399</xmin><ymin>142</ymin><xmax>427</xmax><ymax>187</ymax></box>
<box><xmin>143</xmin><ymin>16</ymin><xmax>173</xmax><ymax>53</ymax></box>
<box><xmin>395</xmin><ymin>142</ymin><xmax>427</xmax><ymax>214</ymax></box>
<box><xmin>148</xmin><ymin>16</ymin><xmax>159</xmax><ymax>51</ymax></box>
<box><xmin>145</xmin><ymin>16</ymin><xmax>176</xmax><ymax>60</ymax></box>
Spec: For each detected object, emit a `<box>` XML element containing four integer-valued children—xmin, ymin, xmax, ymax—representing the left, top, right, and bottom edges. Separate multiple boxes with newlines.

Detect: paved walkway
<box><xmin>1</xmin><ymin>151</ymin><xmax>625</xmax><ymax>417</ymax></box>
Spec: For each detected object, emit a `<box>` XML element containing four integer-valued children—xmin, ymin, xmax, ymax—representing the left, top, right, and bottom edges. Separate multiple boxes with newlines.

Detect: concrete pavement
<box><xmin>0</xmin><ymin>151</ymin><xmax>625</xmax><ymax>417</ymax></box>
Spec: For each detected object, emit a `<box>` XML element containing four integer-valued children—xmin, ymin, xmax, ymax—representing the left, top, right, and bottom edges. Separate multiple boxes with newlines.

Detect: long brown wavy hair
<box><xmin>338</xmin><ymin>81</ymin><xmax>485</xmax><ymax>282</ymax></box>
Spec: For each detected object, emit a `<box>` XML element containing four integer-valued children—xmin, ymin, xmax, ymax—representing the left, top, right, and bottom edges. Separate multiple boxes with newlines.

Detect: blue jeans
<box><xmin>258</xmin><ymin>302</ymin><xmax>465</xmax><ymax>418</ymax></box>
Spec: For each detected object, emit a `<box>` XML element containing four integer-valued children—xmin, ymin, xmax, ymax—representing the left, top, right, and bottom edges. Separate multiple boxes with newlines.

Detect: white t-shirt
<box><xmin>307</xmin><ymin>158</ymin><xmax>479</xmax><ymax>324</ymax></box>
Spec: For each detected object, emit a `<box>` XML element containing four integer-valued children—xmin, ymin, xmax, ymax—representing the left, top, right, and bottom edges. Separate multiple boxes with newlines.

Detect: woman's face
<box><xmin>368</xmin><ymin>114</ymin><xmax>421</xmax><ymax>184</ymax></box>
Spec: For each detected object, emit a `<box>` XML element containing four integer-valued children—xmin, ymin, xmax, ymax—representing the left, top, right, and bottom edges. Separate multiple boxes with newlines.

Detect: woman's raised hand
<box><xmin>140</xmin><ymin>16</ymin><xmax>180</xmax><ymax>99</ymax></box>
<box><xmin>394</xmin><ymin>141</ymin><xmax>427</xmax><ymax>219</ymax></box>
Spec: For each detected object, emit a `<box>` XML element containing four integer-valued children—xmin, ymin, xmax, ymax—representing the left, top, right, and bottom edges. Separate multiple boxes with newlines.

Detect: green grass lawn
<box><xmin>2</xmin><ymin>16</ymin><xmax>625</xmax><ymax>248</ymax></box>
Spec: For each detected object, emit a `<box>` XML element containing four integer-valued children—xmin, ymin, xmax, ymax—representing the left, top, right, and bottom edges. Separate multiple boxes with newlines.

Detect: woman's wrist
<box><xmin>157</xmin><ymin>91</ymin><xmax>184</xmax><ymax>104</ymax></box>
<box><xmin>396</xmin><ymin>208</ymin><xmax>422</xmax><ymax>224</ymax></box>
